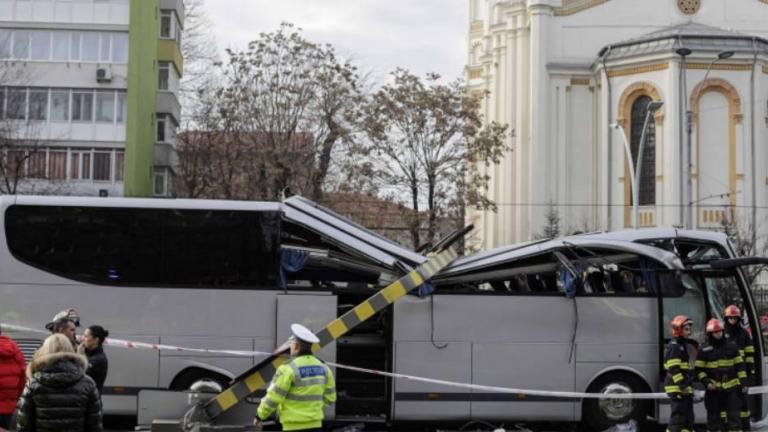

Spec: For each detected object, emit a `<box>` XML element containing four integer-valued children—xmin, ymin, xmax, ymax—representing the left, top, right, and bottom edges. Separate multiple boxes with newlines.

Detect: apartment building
<box><xmin>0</xmin><ymin>0</ymin><xmax>184</xmax><ymax>197</ymax></box>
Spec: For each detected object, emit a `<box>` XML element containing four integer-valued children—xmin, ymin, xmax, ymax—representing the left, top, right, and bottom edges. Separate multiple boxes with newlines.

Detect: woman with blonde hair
<box><xmin>16</xmin><ymin>334</ymin><xmax>102</xmax><ymax>432</ymax></box>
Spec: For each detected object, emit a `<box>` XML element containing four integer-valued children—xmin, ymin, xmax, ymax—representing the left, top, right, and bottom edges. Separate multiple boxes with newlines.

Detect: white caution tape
<box><xmin>4</xmin><ymin>322</ymin><xmax>764</xmax><ymax>400</ymax></box>
<box><xmin>0</xmin><ymin>323</ymin><xmax>273</xmax><ymax>358</ymax></box>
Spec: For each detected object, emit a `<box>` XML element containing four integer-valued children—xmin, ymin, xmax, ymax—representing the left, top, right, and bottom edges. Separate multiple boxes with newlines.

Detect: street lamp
<box><xmin>610</xmin><ymin>100</ymin><xmax>664</xmax><ymax>229</ymax></box>
<box><xmin>676</xmin><ymin>47</ymin><xmax>692</xmax><ymax>228</ymax></box>
<box><xmin>677</xmin><ymin>49</ymin><xmax>735</xmax><ymax>228</ymax></box>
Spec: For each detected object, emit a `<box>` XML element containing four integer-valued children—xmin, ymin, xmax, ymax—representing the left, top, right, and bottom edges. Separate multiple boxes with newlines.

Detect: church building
<box><xmin>467</xmin><ymin>0</ymin><xmax>768</xmax><ymax>249</ymax></box>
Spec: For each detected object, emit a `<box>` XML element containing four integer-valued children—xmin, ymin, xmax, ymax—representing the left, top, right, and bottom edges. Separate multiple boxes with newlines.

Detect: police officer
<box><xmin>254</xmin><ymin>324</ymin><xmax>336</xmax><ymax>431</ymax></box>
<box><xmin>696</xmin><ymin>318</ymin><xmax>746</xmax><ymax>432</ymax></box>
<box><xmin>664</xmin><ymin>315</ymin><xmax>697</xmax><ymax>432</ymax></box>
<box><xmin>724</xmin><ymin>305</ymin><xmax>755</xmax><ymax>430</ymax></box>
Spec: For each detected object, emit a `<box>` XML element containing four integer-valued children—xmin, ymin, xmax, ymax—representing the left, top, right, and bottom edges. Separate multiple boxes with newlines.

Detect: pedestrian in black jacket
<box><xmin>16</xmin><ymin>334</ymin><xmax>103</xmax><ymax>432</ymax></box>
<box><xmin>78</xmin><ymin>326</ymin><xmax>109</xmax><ymax>395</ymax></box>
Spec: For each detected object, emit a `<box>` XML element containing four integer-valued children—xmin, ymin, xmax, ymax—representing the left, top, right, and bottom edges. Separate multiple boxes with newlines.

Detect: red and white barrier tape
<box><xmin>5</xmin><ymin>321</ymin><xmax>768</xmax><ymax>400</ymax></box>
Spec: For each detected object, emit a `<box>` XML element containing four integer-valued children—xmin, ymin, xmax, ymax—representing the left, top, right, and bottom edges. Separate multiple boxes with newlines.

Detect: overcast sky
<box><xmin>202</xmin><ymin>0</ymin><xmax>468</xmax><ymax>84</ymax></box>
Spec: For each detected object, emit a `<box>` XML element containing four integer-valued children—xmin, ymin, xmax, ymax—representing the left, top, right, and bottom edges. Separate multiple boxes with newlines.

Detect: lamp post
<box><xmin>676</xmin><ymin>47</ymin><xmax>692</xmax><ymax>228</ymax></box>
<box><xmin>611</xmin><ymin>100</ymin><xmax>664</xmax><ymax>229</ymax></box>
<box><xmin>676</xmin><ymin>49</ymin><xmax>735</xmax><ymax>228</ymax></box>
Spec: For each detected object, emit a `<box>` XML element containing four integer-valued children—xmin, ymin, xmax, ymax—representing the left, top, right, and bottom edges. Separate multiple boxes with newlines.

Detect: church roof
<box><xmin>597</xmin><ymin>21</ymin><xmax>768</xmax><ymax>60</ymax></box>
<box><xmin>621</xmin><ymin>22</ymin><xmax>749</xmax><ymax>43</ymax></box>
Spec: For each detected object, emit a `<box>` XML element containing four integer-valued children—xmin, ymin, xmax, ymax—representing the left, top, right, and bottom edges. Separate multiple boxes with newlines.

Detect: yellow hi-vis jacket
<box><xmin>257</xmin><ymin>354</ymin><xmax>337</xmax><ymax>431</ymax></box>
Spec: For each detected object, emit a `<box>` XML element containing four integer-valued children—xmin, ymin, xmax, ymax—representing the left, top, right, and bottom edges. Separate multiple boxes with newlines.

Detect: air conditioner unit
<box><xmin>96</xmin><ymin>67</ymin><xmax>112</xmax><ymax>83</ymax></box>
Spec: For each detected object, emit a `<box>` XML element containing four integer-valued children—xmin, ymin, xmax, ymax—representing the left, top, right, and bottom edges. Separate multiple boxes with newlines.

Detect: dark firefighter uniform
<box><xmin>725</xmin><ymin>305</ymin><xmax>756</xmax><ymax>431</ymax></box>
<box><xmin>664</xmin><ymin>315</ymin><xmax>697</xmax><ymax>432</ymax></box>
<box><xmin>696</xmin><ymin>318</ymin><xmax>746</xmax><ymax>432</ymax></box>
<box><xmin>256</xmin><ymin>324</ymin><xmax>336</xmax><ymax>431</ymax></box>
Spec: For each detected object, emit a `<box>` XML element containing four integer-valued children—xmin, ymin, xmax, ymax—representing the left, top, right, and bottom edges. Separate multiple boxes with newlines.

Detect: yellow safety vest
<box><xmin>257</xmin><ymin>354</ymin><xmax>337</xmax><ymax>431</ymax></box>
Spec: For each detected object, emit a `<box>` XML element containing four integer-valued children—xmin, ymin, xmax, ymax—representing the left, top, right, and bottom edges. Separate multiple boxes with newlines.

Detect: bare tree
<box><xmin>533</xmin><ymin>203</ymin><xmax>562</xmax><ymax>240</ymax></box>
<box><xmin>721</xmin><ymin>214</ymin><xmax>768</xmax><ymax>285</ymax></box>
<box><xmin>349</xmin><ymin>69</ymin><xmax>510</xmax><ymax>248</ymax></box>
<box><xmin>177</xmin><ymin>23</ymin><xmax>362</xmax><ymax>201</ymax></box>
<box><xmin>180</xmin><ymin>0</ymin><xmax>219</xmax><ymax>123</ymax></box>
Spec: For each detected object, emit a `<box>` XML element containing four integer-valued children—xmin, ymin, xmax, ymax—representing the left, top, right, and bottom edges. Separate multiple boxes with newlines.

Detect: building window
<box><xmin>30</xmin><ymin>31</ymin><xmax>51</xmax><ymax>61</ymax></box>
<box><xmin>50</xmin><ymin>91</ymin><xmax>70</xmax><ymax>121</ymax></box>
<box><xmin>158</xmin><ymin>62</ymin><xmax>170</xmax><ymax>90</ymax></box>
<box><xmin>160</xmin><ymin>11</ymin><xmax>173</xmax><ymax>38</ymax></box>
<box><xmin>93</xmin><ymin>152</ymin><xmax>111</xmax><ymax>181</ymax></box>
<box><xmin>27</xmin><ymin>151</ymin><xmax>46</xmax><ymax>179</ymax></box>
<box><xmin>52</xmin><ymin>32</ymin><xmax>68</xmax><ymax>61</ymax></box>
<box><xmin>156</xmin><ymin>116</ymin><xmax>166</xmax><ymax>142</ymax></box>
<box><xmin>28</xmin><ymin>90</ymin><xmax>48</xmax><ymax>121</ymax></box>
<box><xmin>12</xmin><ymin>31</ymin><xmax>30</xmax><ymax>60</ymax></box>
<box><xmin>71</xmin><ymin>151</ymin><xmax>91</xmax><ymax>180</ymax></box>
<box><xmin>115</xmin><ymin>151</ymin><xmax>124</xmax><ymax>181</ymax></box>
<box><xmin>82</xmin><ymin>32</ymin><xmax>99</xmax><ymax>62</ymax></box>
<box><xmin>112</xmin><ymin>33</ymin><xmax>128</xmax><ymax>63</ymax></box>
<box><xmin>49</xmin><ymin>151</ymin><xmax>67</xmax><ymax>180</ymax></box>
<box><xmin>95</xmin><ymin>91</ymin><xmax>115</xmax><ymax>123</ymax></box>
<box><xmin>154</xmin><ymin>170</ymin><xmax>167</xmax><ymax>196</ymax></box>
<box><xmin>72</xmin><ymin>90</ymin><xmax>93</xmax><ymax>122</ymax></box>
<box><xmin>0</xmin><ymin>30</ymin><xmax>11</xmax><ymax>59</ymax></box>
<box><xmin>70</xmin><ymin>152</ymin><xmax>79</xmax><ymax>179</ymax></box>
<box><xmin>630</xmin><ymin>95</ymin><xmax>656</xmax><ymax>206</ymax></box>
<box><xmin>99</xmin><ymin>33</ymin><xmax>111</xmax><ymax>62</ymax></box>
<box><xmin>7</xmin><ymin>89</ymin><xmax>27</xmax><ymax>120</ymax></box>
<box><xmin>70</xmin><ymin>32</ymin><xmax>81</xmax><ymax>61</ymax></box>
<box><xmin>116</xmin><ymin>92</ymin><xmax>126</xmax><ymax>123</ymax></box>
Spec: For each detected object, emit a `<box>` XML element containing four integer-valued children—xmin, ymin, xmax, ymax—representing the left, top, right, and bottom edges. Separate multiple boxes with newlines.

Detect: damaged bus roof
<box><xmin>437</xmin><ymin>232</ymin><xmax>686</xmax><ymax>279</ymax></box>
<box><xmin>281</xmin><ymin>196</ymin><xmax>426</xmax><ymax>270</ymax></box>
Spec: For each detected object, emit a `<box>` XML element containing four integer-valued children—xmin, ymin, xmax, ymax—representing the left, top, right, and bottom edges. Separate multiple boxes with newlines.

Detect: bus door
<box><xmin>658</xmin><ymin>272</ymin><xmax>708</xmax><ymax>423</ymax></box>
<box><xmin>658</xmin><ymin>268</ymin><xmax>761</xmax><ymax>422</ymax></box>
<box><xmin>700</xmin><ymin>268</ymin><xmax>763</xmax><ymax>420</ymax></box>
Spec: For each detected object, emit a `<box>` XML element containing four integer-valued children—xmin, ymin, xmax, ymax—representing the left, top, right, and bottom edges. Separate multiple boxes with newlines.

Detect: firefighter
<box><xmin>696</xmin><ymin>318</ymin><xmax>746</xmax><ymax>432</ymax></box>
<box><xmin>254</xmin><ymin>324</ymin><xmax>336</xmax><ymax>431</ymax></box>
<box><xmin>664</xmin><ymin>315</ymin><xmax>697</xmax><ymax>432</ymax></box>
<box><xmin>724</xmin><ymin>305</ymin><xmax>755</xmax><ymax>430</ymax></box>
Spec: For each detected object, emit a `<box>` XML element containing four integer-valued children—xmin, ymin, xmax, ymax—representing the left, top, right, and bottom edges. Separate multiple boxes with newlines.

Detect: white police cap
<box><xmin>290</xmin><ymin>323</ymin><xmax>319</xmax><ymax>344</ymax></box>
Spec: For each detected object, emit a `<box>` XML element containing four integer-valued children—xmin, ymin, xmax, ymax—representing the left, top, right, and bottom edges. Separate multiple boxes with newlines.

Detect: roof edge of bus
<box><xmin>6</xmin><ymin>195</ymin><xmax>282</xmax><ymax>212</ymax></box>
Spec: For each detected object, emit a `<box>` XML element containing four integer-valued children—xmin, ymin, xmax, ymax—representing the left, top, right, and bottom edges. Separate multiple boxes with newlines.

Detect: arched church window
<box><xmin>630</xmin><ymin>96</ymin><xmax>656</xmax><ymax>206</ymax></box>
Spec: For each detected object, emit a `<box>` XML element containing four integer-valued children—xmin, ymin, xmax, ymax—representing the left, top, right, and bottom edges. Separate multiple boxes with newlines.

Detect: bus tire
<box><xmin>170</xmin><ymin>368</ymin><xmax>231</xmax><ymax>392</ymax></box>
<box><xmin>581</xmin><ymin>371</ymin><xmax>651</xmax><ymax>431</ymax></box>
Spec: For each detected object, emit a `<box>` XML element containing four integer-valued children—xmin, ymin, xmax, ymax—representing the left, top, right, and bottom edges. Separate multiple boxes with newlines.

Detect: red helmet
<box><xmin>724</xmin><ymin>305</ymin><xmax>741</xmax><ymax>318</ymax></box>
<box><xmin>670</xmin><ymin>315</ymin><xmax>692</xmax><ymax>338</ymax></box>
<box><xmin>706</xmin><ymin>318</ymin><xmax>724</xmax><ymax>334</ymax></box>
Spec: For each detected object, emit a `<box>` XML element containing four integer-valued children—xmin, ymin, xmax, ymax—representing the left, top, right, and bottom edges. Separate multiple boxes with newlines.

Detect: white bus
<box><xmin>0</xmin><ymin>194</ymin><xmax>423</xmax><ymax>416</ymax></box>
<box><xmin>1</xmin><ymin>195</ymin><xmax>765</xmax><ymax>430</ymax></box>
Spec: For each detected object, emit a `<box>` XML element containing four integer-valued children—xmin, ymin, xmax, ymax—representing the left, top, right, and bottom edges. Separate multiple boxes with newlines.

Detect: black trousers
<box><xmin>0</xmin><ymin>414</ymin><xmax>13</xmax><ymax>430</ymax></box>
<box><xmin>668</xmin><ymin>395</ymin><xmax>694</xmax><ymax>432</ymax></box>
<box><xmin>739</xmin><ymin>391</ymin><xmax>751</xmax><ymax>431</ymax></box>
<box><xmin>705</xmin><ymin>389</ymin><xmax>740</xmax><ymax>431</ymax></box>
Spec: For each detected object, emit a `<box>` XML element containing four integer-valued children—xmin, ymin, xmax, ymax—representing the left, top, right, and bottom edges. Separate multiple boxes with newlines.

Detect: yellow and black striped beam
<box><xmin>203</xmin><ymin>246</ymin><xmax>459</xmax><ymax>420</ymax></box>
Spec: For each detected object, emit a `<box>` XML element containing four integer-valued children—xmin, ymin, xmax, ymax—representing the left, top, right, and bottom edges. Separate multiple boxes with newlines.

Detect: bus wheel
<box><xmin>582</xmin><ymin>372</ymin><xmax>650</xmax><ymax>431</ymax></box>
<box><xmin>170</xmin><ymin>368</ymin><xmax>231</xmax><ymax>392</ymax></box>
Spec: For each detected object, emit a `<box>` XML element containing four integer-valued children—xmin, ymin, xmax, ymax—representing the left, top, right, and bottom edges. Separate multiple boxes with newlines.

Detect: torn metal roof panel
<box><xmin>282</xmin><ymin>196</ymin><xmax>426</xmax><ymax>269</ymax></box>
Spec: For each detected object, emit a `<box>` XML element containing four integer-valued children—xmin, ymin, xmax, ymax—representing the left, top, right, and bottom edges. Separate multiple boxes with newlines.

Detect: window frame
<box><xmin>630</xmin><ymin>96</ymin><xmax>657</xmax><ymax>206</ymax></box>
<box><xmin>158</xmin><ymin>62</ymin><xmax>170</xmax><ymax>90</ymax></box>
